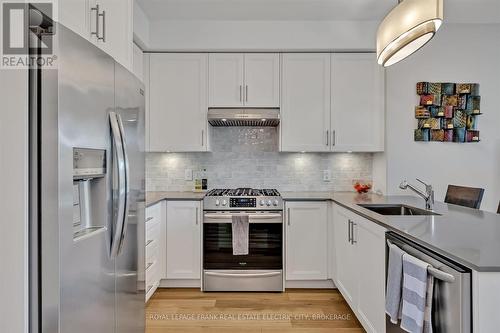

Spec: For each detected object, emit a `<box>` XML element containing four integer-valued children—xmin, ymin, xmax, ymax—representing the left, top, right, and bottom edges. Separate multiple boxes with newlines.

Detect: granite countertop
<box><xmin>146</xmin><ymin>191</ymin><xmax>206</xmax><ymax>206</ymax></box>
<box><xmin>331</xmin><ymin>192</ymin><xmax>500</xmax><ymax>272</ymax></box>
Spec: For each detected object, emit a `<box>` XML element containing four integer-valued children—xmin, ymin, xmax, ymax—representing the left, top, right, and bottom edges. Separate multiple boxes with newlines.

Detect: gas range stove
<box><xmin>204</xmin><ymin>188</ymin><xmax>283</xmax><ymax>211</ymax></box>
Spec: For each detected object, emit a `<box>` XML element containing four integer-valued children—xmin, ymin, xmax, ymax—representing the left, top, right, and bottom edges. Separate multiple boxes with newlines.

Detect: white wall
<box><xmin>147</xmin><ymin>20</ymin><xmax>379</xmax><ymax>51</ymax></box>
<box><xmin>385</xmin><ymin>23</ymin><xmax>500</xmax><ymax>212</ymax></box>
<box><xmin>0</xmin><ymin>69</ymin><xmax>29</xmax><ymax>332</ymax></box>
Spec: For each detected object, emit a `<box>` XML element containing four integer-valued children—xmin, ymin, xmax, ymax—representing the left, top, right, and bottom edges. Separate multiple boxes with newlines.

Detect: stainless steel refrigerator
<box><xmin>29</xmin><ymin>23</ymin><xmax>145</xmax><ymax>333</ymax></box>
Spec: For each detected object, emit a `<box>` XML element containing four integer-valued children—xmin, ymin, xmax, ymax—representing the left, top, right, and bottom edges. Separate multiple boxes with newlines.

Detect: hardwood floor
<box><xmin>146</xmin><ymin>288</ymin><xmax>364</xmax><ymax>333</ymax></box>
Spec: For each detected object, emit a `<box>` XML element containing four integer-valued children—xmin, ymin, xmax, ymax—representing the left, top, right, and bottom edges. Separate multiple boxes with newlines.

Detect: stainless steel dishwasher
<box><xmin>386</xmin><ymin>232</ymin><xmax>472</xmax><ymax>333</ymax></box>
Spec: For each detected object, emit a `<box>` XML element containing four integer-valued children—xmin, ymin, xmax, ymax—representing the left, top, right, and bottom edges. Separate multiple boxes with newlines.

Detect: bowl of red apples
<box><xmin>353</xmin><ymin>181</ymin><xmax>372</xmax><ymax>194</ymax></box>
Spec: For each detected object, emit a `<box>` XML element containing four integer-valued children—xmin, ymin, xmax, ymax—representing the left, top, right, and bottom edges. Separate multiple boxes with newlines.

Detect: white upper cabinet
<box><xmin>59</xmin><ymin>0</ymin><xmax>89</xmax><ymax>39</ymax></box>
<box><xmin>97</xmin><ymin>0</ymin><xmax>133</xmax><ymax>70</ymax></box>
<box><xmin>209</xmin><ymin>53</ymin><xmax>280</xmax><ymax>107</ymax></box>
<box><xmin>149</xmin><ymin>53</ymin><xmax>209</xmax><ymax>152</ymax></box>
<box><xmin>285</xmin><ymin>201</ymin><xmax>328</xmax><ymax>281</ymax></box>
<box><xmin>132</xmin><ymin>43</ymin><xmax>143</xmax><ymax>82</ymax></box>
<box><xmin>243</xmin><ymin>54</ymin><xmax>280</xmax><ymax>107</ymax></box>
<box><xmin>280</xmin><ymin>53</ymin><xmax>331</xmax><ymax>152</ymax></box>
<box><xmin>280</xmin><ymin>53</ymin><xmax>384</xmax><ymax>153</ymax></box>
<box><xmin>331</xmin><ymin>53</ymin><xmax>385</xmax><ymax>152</ymax></box>
<box><xmin>58</xmin><ymin>0</ymin><xmax>133</xmax><ymax>71</ymax></box>
<box><xmin>209</xmin><ymin>54</ymin><xmax>245</xmax><ymax>107</ymax></box>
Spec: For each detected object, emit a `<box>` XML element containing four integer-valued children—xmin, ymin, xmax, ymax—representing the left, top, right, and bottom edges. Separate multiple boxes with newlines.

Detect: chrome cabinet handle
<box><xmin>196</xmin><ymin>207</ymin><xmax>199</xmax><ymax>225</ymax></box>
<box><xmin>332</xmin><ymin>130</ymin><xmax>336</xmax><ymax>146</ymax></box>
<box><xmin>90</xmin><ymin>4</ymin><xmax>100</xmax><ymax>38</ymax></box>
<box><xmin>348</xmin><ymin>220</ymin><xmax>352</xmax><ymax>243</ymax></box>
<box><xmin>245</xmin><ymin>85</ymin><xmax>248</xmax><ymax>102</ymax></box>
<box><xmin>326</xmin><ymin>130</ymin><xmax>329</xmax><ymax>146</ymax></box>
<box><xmin>287</xmin><ymin>208</ymin><xmax>291</xmax><ymax>226</ymax></box>
<box><xmin>239</xmin><ymin>85</ymin><xmax>242</xmax><ymax>102</ymax></box>
<box><xmin>204</xmin><ymin>213</ymin><xmax>282</xmax><ymax>219</ymax></box>
<box><xmin>146</xmin><ymin>239</ymin><xmax>154</xmax><ymax>246</ymax></box>
<box><xmin>201</xmin><ymin>129</ymin><xmax>204</xmax><ymax>147</ymax></box>
<box><xmin>98</xmin><ymin>10</ymin><xmax>106</xmax><ymax>42</ymax></box>
<box><xmin>351</xmin><ymin>222</ymin><xmax>357</xmax><ymax>244</ymax></box>
<box><xmin>146</xmin><ymin>216</ymin><xmax>153</xmax><ymax>223</ymax></box>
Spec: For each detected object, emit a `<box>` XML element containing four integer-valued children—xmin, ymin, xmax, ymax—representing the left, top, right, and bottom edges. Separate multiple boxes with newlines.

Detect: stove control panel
<box><xmin>230</xmin><ymin>197</ymin><xmax>256</xmax><ymax>208</ymax></box>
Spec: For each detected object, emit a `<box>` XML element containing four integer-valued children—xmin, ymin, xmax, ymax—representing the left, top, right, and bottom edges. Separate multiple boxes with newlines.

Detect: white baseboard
<box><xmin>158</xmin><ymin>279</ymin><xmax>337</xmax><ymax>290</ymax></box>
<box><xmin>159</xmin><ymin>279</ymin><xmax>201</xmax><ymax>288</ymax></box>
<box><xmin>285</xmin><ymin>279</ymin><xmax>336</xmax><ymax>289</ymax></box>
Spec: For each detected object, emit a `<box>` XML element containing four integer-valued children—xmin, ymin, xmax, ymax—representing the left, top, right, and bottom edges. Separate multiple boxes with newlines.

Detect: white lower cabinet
<box><xmin>166</xmin><ymin>201</ymin><xmax>202</xmax><ymax>279</ymax></box>
<box><xmin>333</xmin><ymin>203</ymin><xmax>386</xmax><ymax>333</ymax></box>
<box><xmin>356</xmin><ymin>214</ymin><xmax>387</xmax><ymax>333</ymax></box>
<box><xmin>145</xmin><ymin>201</ymin><xmax>164</xmax><ymax>302</ymax></box>
<box><xmin>285</xmin><ymin>201</ymin><xmax>328</xmax><ymax>280</ymax></box>
<box><xmin>333</xmin><ymin>205</ymin><xmax>358</xmax><ymax>305</ymax></box>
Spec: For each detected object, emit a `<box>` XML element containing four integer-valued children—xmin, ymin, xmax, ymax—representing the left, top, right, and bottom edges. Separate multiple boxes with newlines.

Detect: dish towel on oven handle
<box><xmin>232</xmin><ymin>214</ymin><xmax>249</xmax><ymax>255</ymax></box>
<box><xmin>400</xmin><ymin>253</ymin><xmax>434</xmax><ymax>333</ymax></box>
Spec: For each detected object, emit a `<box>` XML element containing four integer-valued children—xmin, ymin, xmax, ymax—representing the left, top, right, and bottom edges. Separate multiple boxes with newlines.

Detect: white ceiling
<box><xmin>137</xmin><ymin>0</ymin><xmax>500</xmax><ymax>23</ymax></box>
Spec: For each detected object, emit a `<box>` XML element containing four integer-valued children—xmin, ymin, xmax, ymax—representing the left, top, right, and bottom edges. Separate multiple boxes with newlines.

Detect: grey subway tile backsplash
<box><xmin>146</xmin><ymin>127</ymin><xmax>373</xmax><ymax>192</ymax></box>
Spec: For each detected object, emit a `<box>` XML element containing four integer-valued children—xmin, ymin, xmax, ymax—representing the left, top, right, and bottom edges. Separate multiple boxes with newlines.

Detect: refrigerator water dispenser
<box><xmin>72</xmin><ymin>148</ymin><xmax>107</xmax><ymax>240</ymax></box>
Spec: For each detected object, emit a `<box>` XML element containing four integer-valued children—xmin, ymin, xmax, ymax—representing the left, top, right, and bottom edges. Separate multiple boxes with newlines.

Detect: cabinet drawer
<box><xmin>146</xmin><ymin>260</ymin><xmax>160</xmax><ymax>297</ymax></box>
<box><xmin>146</xmin><ymin>219</ymin><xmax>160</xmax><ymax>243</ymax></box>
<box><xmin>146</xmin><ymin>238</ymin><xmax>159</xmax><ymax>265</ymax></box>
<box><xmin>146</xmin><ymin>202</ymin><xmax>162</xmax><ymax>222</ymax></box>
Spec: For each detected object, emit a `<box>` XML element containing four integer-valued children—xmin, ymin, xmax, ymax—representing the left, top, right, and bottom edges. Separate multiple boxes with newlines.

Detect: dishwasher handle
<box><xmin>387</xmin><ymin>239</ymin><xmax>455</xmax><ymax>283</ymax></box>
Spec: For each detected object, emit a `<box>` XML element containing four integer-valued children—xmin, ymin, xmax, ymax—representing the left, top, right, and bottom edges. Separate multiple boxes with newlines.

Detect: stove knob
<box><xmin>215</xmin><ymin>199</ymin><xmax>220</xmax><ymax>206</ymax></box>
<box><xmin>266</xmin><ymin>200</ymin><xmax>272</xmax><ymax>206</ymax></box>
<box><xmin>222</xmin><ymin>199</ymin><xmax>228</xmax><ymax>206</ymax></box>
<box><xmin>273</xmin><ymin>200</ymin><xmax>279</xmax><ymax>206</ymax></box>
<box><xmin>260</xmin><ymin>200</ymin><xmax>265</xmax><ymax>206</ymax></box>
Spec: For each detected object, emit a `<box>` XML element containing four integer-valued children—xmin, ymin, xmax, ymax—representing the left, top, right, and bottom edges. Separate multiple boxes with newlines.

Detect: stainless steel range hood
<box><xmin>208</xmin><ymin>108</ymin><xmax>280</xmax><ymax>127</ymax></box>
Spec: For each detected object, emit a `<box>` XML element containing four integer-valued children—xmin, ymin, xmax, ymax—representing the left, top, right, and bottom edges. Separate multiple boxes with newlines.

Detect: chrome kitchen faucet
<box><xmin>399</xmin><ymin>178</ymin><xmax>435</xmax><ymax>210</ymax></box>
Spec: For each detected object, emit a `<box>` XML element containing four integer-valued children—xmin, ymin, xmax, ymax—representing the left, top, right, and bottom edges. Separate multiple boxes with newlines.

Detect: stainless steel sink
<box><xmin>358</xmin><ymin>204</ymin><xmax>441</xmax><ymax>216</ymax></box>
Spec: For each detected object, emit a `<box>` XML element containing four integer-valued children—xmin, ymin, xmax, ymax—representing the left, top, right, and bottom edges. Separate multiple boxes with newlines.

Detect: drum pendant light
<box><xmin>377</xmin><ymin>0</ymin><xmax>443</xmax><ymax>67</ymax></box>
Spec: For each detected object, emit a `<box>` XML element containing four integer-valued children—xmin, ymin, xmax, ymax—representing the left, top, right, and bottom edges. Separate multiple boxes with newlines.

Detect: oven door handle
<box><xmin>203</xmin><ymin>213</ymin><xmax>282</xmax><ymax>219</ymax></box>
<box><xmin>205</xmin><ymin>271</ymin><xmax>282</xmax><ymax>278</ymax></box>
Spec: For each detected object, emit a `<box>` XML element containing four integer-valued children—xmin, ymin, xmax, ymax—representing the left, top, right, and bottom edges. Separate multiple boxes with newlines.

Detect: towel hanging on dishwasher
<box><xmin>400</xmin><ymin>253</ymin><xmax>434</xmax><ymax>333</ymax></box>
<box><xmin>386</xmin><ymin>242</ymin><xmax>405</xmax><ymax>324</ymax></box>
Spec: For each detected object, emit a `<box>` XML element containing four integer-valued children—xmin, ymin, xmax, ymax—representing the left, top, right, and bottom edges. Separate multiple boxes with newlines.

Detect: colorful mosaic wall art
<box><xmin>414</xmin><ymin>82</ymin><xmax>481</xmax><ymax>143</ymax></box>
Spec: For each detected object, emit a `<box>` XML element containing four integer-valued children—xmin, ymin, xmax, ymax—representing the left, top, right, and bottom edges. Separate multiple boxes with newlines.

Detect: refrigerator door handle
<box><xmin>116</xmin><ymin>113</ymin><xmax>130</xmax><ymax>255</ymax></box>
<box><xmin>109</xmin><ymin>112</ymin><xmax>127</xmax><ymax>259</ymax></box>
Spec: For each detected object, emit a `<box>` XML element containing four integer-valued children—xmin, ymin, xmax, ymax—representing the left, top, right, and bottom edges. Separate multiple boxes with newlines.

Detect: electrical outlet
<box><xmin>323</xmin><ymin>170</ymin><xmax>331</xmax><ymax>182</ymax></box>
<box><xmin>184</xmin><ymin>169</ymin><xmax>193</xmax><ymax>181</ymax></box>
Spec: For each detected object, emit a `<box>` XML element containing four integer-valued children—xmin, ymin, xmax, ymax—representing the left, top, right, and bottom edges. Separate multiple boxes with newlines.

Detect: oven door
<box><xmin>203</xmin><ymin>212</ymin><xmax>283</xmax><ymax>270</ymax></box>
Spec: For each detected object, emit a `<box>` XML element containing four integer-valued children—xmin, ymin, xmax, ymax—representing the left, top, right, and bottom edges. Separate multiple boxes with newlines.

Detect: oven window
<box><xmin>203</xmin><ymin>223</ymin><xmax>283</xmax><ymax>270</ymax></box>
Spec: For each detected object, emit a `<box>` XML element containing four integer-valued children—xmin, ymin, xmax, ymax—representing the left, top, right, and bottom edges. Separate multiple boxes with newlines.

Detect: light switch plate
<box><xmin>323</xmin><ymin>170</ymin><xmax>331</xmax><ymax>182</ymax></box>
<box><xmin>184</xmin><ymin>169</ymin><xmax>193</xmax><ymax>181</ymax></box>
